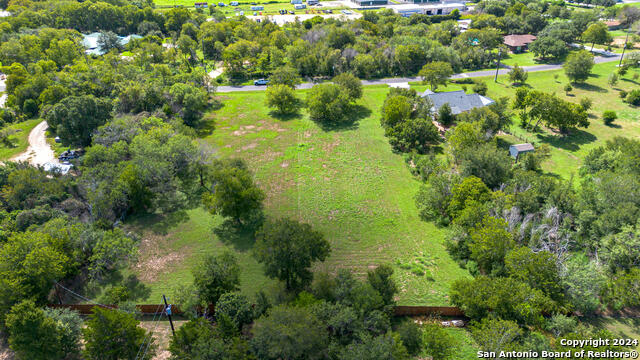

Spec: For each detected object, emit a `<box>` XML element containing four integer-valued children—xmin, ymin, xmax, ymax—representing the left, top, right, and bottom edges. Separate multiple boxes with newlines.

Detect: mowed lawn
<box><xmin>435</xmin><ymin>61</ymin><xmax>640</xmax><ymax>180</ymax></box>
<box><xmin>129</xmin><ymin>86</ymin><xmax>471</xmax><ymax>305</ymax></box>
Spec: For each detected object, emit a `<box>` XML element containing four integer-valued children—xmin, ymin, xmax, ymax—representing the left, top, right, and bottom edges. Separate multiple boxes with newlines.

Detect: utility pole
<box><xmin>163</xmin><ymin>295</ymin><xmax>176</xmax><ymax>338</ymax></box>
<box><xmin>619</xmin><ymin>29</ymin><xmax>630</xmax><ymax>67</ymax></box>
<box><xmin>495</xmin><ymin>48</ymin><xmax>502</xmax><ymax>82</ymax></box>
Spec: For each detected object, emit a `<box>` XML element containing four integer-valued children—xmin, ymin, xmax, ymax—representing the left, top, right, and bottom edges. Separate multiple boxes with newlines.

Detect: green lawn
<box><xmin>0</xmin><ymin>119</ymin><xmax>40</xmax><ymax>161</ymax></box>
<box><xmin>436</xmin><ymin>62</ymin><xmax>640</xmax><ymax>180</ymax></box>
<box><xmin>154</xmin><ymin>0</ymin><xmax>351</xmax><ymax>15</ymax></box>
<box><xmin>586</xmin><ymin>317</ymin><xmax>640</xmax><ymax>352</ymax></box>
<box><xmin>127</xmin><ymin>86</ymin><xmax>471</xmax><ymax>305</ymax></box>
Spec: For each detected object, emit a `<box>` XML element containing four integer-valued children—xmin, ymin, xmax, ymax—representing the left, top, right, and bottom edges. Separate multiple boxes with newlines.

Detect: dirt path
<box><xmin>10</xmin><ymin>121</ymin><xmax>57</xmax><ymax>166</ymax></box>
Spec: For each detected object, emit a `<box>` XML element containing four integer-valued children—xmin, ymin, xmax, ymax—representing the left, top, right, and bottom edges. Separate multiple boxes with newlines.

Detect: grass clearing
<box><xmin>432</xmin><ymin>61</ymin><xmax>640</xmax><ymax>180</ymax></box>
<box><xmin>586</xmin><ymin>317</ymin><xmax>640</xmax><ymax>352</ymax></box>
<box><xmin>154</xmin><ymin>0</ymin><xmax>351</xmax><ymax>15</ymax></box>
<box><xmin>127</xmin><ymin>86</ymin><xmax>471</xmax><ymax>305</ymax></box>
<box><xmin>0</xmin><ymin>119</ymin><xmax>40</xmax><ymax>161</ymax></box>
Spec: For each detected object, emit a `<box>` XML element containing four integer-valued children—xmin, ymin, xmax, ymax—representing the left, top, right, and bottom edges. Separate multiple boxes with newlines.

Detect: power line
<box><xmin>55</xmin><ymin>282</ymin><xmax>123</xmax><ymax>312</ymax></box>
<box><xmin>134</xmin><ymin>302</ymin><xmax>164</xmax><ymax>360</ymax></box>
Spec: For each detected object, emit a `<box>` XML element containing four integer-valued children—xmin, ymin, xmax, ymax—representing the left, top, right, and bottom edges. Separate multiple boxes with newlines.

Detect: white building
<box><xmin>391</xmin><ymin>2</ymin><xmax>465</xmax><ymax>16</ymax></box>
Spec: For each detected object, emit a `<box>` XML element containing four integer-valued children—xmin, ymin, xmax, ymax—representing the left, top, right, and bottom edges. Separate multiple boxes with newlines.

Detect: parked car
<box><xmin>218</xmin><ymin>2</ymin><xmax>225</xmax><ymax>6</ymax></box>
<box><xmin>289</xmin><ymin>10</ymin><xmax>294</xmax><ymax>14</ymax></box>
<box><xmin>230</xmin><ymin>1</ymin><xmax>239</xmax><ymax>5</ymax></box>
<box><xmin>254</xmin><ymin>79</ymin><xmax>269</xmax><ymax>86</ymax></box>
<box><xmin>58</xmin><ymin>149</ymin><xmax>84</xmax><ymax>161</ymax></box>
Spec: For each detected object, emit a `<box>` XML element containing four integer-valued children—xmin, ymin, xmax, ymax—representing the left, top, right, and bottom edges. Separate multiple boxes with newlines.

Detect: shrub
<box><xmin>602</xmin><ymin>110</ymin><xmax>617</xmax><ymax>125</ymax></box>
<box><xmin>472</xmin><ymin>81</ymin><xmax>488</xmax><ymax>95</ymax></box>
<box><xmin>397</xmin><ymin>321</ymin><xmax>423</xmax><ymax>356</ymax></box>
<box><xmin>608</xmin><ymin>72</ymin><xmax>618</xmax><ymax>87</ymax></box>
<box><xmin>620</xmin><ymin>89</ymin><xmax>628</xmax><ymax>99</ymax></box>
<box><xmin>634</xmin><ymin>73</ymin><xmax>639</xmax><ymax>81</ymax></box>
<box><xmin>579</xmin><ymin>97</ymin><xmax>592</xmax><ymax>112</ymax></box>
<box><xmin>564</xmin><ymin>84</ymin><xmax>572</xmax><ymax>94</ymax></box>
<box><xmin>625</xmin><ymin>89</ymin><xmax>640</xmax><ymax>105</ymax></box>
<box><xmin>618</xmin><ymin>65</ymin><xmax>629</xmax><ymax>76</ymax></box>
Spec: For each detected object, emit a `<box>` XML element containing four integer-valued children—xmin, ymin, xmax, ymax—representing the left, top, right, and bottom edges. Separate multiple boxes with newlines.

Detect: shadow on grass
<box><xmin>573</xmin><ymin>82</ymin><xmax>607</xmax><ymax>93</ymax></box>
<box><xmin>315</xmin><ymin>104</ymin><xmax>371</xmax><ymax>132</ymax></box>
<box><xmin>128</xmin><ymin>210</ymin><xmax>191</xmax><ymax>236</ymax></box>
<box><xmin>621</xmin><ymin>78</ymin><xmax>639</xmax><ymax>85</ymax></box>
<box><xmin>605</xmin><ymin>123</ymin><xmax>622</xmax><ymax>129</ymax></box>
<box><xmin>537</xmin><ymin>128</ymin><xmax>597</xmax><ymax>151</ymax></box>
<box><xmin>269</xmin><ymin>111</ymin><xmax>303</xmax><ymax>121</ymax></box>
<box><xmin>213</xmin><ymin>217</ymin><xmax>262</xmax><ymax>252</ymax></box>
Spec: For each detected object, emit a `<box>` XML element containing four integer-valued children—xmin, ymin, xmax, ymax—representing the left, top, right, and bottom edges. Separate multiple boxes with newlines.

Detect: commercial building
<box><xmin>391</xmin><ymin>2</ymin><xmax>465</xmax><ymax>16</ymax></box>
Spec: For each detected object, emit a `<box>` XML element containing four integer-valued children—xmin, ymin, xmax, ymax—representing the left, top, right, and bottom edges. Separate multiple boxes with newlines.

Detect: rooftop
<box><xmin>503</xmin><ymin>34</ymin><xmax>537</xmax><ymax>47</ymax></box>
<box><xmin>422</xmin><ymin>90</ymin><xmax>494</xmax><ymax>115</ymax></box>
<box><xmin>510</xmin><ymin>143</ymin><xmax>535</xmax><ymax>152</ymax></box>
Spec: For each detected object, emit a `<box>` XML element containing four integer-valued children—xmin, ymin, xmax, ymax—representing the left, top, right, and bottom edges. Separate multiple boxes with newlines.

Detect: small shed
<box><xmin>509</xmin><ymin>143</ymin><xmax>534</xmax><ymax>160</ymax></box>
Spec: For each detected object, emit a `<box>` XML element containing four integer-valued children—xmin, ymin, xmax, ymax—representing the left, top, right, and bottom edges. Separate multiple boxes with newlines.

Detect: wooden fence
<box><xmin>48</xmin><ymin>304</ymin><xmax>465</xmax><ymax>317</ymax></box>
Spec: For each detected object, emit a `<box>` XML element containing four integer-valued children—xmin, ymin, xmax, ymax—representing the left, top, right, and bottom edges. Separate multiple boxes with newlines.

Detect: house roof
<box><xmin>421</xmin><ymin>90</ymin><xmax>495</xmax><ymax>115</ymax></box>
<box><xmin>510</xmin><ymin>143</ymin><xmax>535</xmax><ymax>152</ymax></box>
<box><xmin>604</xmin><ymin>20</ymin><xmax>621</xmax><ymax>27</ymax></box>
<box><xmin>503</xmin><ymin>34</ymin><xmax>537</xmax><ymax>47</ymax></box>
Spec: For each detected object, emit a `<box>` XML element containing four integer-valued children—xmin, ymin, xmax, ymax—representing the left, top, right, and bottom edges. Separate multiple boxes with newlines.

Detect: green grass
<box><xmin>127</xmin><ymin>86</ymin><xmax>471</xmax><ymax>305</ymax></box>
<box><xmin>0</xmin><ymin>119</ymin><xmax>40</xmax><ymax>161</ymax></box>
<box><xmin>434</xmin><ymin>62</ymin><xmax>640</xmax><ymax>180</ymax></box>
<box><xmin>586</xmin><ymin>317</ymin><xmax>640</xmax><ymax>352</ymax></box>
<box><xmin>154</xmin><ymin>0</ymin><xmax>352</xmax><ymax>15</ymax></box>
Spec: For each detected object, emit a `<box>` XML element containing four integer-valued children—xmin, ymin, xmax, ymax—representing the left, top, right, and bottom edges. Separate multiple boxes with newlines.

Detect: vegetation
<box><xmin>0</xmin><ymin>0</ymin><xmax>639</xmax><ymax>356</ymax></box>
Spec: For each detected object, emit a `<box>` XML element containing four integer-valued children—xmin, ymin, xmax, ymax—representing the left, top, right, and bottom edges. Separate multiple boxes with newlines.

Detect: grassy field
<box><xmin>127</xmin><ymin>85</ymin><xmax>471</xmax><ymax>305</ymax></box>
<box><xmin>585</xmin><ymin>317</ymin><xmax>640</xmax><ymax>352</ymax></box>
<box><xmin>432</xmin><ymin>61</ymin><xmax>640</xmax><ymax>180</ymax></box>
<box><xmin>0</xmin><ymin>119</ymin><xmax>40</xmax><ymax>160</ymax></box>
<box><xmin>154</xmin><ymin>0</ymin><xmax>351</xmax><ymax>15</ymax></box>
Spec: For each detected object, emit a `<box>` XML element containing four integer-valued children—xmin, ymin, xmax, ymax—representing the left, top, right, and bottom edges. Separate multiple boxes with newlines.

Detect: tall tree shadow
<box><xmin>316</xmin><ymin>104</ymin><xmax>371</xmax><ymax>131</ymax></box>
<box><xmin>573</xmin><ymin>82</ymin><xmax>607</xmax><ymax>93</ymax></box>
<box><xmin>269</xmin><ymin>111</ymin><xmax>303</xmax><ymax>121</ymax></box>
<box><xmin>213</xmin><ymin>216</ymin><xmax>263</xmax><ymax>252</ymax></box>
<box><xmin>536</xmin><ymin>129</ymin><xmax>597</xmax><ymax>152</ymax></box>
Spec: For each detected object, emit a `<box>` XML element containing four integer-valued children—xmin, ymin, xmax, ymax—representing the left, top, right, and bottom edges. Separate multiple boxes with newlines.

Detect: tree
<box><xmin>423</xmin><ymin>324</ymin><xmax>456</xmax><ymax>360</ymax></box>
<box><xmin>307</xmin><ymin>84</ymin><xmax>350</xmax><ymax>125</ymax></box>
<box><xmin>254</xmin><ymin>218</ymin><xmax>330</xmax><ymax>291</ymax></box>
<box><xmin>469</xmin><ymin>216</ymin><xmax>515</xmax><ymax>275</ymax></box>
<box><xmin>561</xmin><ymin>254</ymin><xmax>605</xmax><ymax>314</ymax></box>
<box><xmin>169</xmin><ymin>83</ymin><xmax>209</xmax><ymax>127</ymax></box>
<box><xmin>269</xmin><ymin>66</ymin><xmax>302</xmax><ymax>88</ymax></box>
<box><xmin>265</xmin><ymin>84</ymin><xmax>300</xmax><ymax>115</ymax></box>
<box><xmin>605</xmin><ymin>268</ymin><xmax>640</xmax><ymax>308</ymax></box>
<box><xmin>470</xmin><ymin>318</ymin><xmax>522</xmax><ymax>355</ymax></box>
<box><xmin>216</xmin><ymin>292</ymin><xmax>255</xmax><ymax>334</ymax></box>
<box><xmin>529</xmin><ymin>37</ymin><xmax>569</xmax><ymax>61</ymax></box>
<box><xmin>505</xmin><ymin>247</ymin><xmax>564</xmax><ymax>302</ymax></box>
<box><xmin>459</xmin><ymin>143</ymin><xmax>512</xmax><ymax>189</ymax></box>
<box><xmin>625</xmin><ymin>89</ymin><xmax>640</xmax><ymax>105</ymax></box>
<box><xmin>447</xmin><ymin>176</ymin><xmax>492</xmax><ymax>219</ymax></box>
<box><xmin>451</xmin><ymin>276</ymin><xmax>554</xmax><ymax>325</ymax></box>
<box><xmin>367</xmin><ymin>264</ymin><xmax>397</xmax><ymax>306</ymax></box>
<box><xmin>333</xmin><ymin>72</ymin><xmax>363</xmax><ymax>101</ymax></box>
<box><xmin>6</xmin><ymin>301</ymin><xmax>81</xmax><ymax>360</ymax></box>
<box><xmin>192</xmin><ymin>252</ymin><xmax>240</xmax><ymax>304</ymax></box>
<box><xmin>581</xmin><ymin>22</ymin><xmax>612</xmax><ymax>51</ymax></box>
<box><xmin>508</xmin><ymin>64</ymin><xmax>528</xmax><ymax>85</ymax></box>
<box><xmin>83</xmin><ymin>307</ymin><xmax>156</xmax><ymax>360</ymax></box>
<box><xmin>419</xmin><ymin>61</ymin><xmax>453</xmax><ymax>90</ymax></box>
<box><xmin>97</xmin><ymin>31</ymin><xmax>122</xmax><ymax>53</ymax></box>
<box><xmin>600</xmin><ymin>222</ymin><xmax>640</xmax><ymax>272</ymax></box>
<box><xmin>602</xmin><ymin>110</ymin><xmax>617</xmax><ymax>125</ymax></box>
<box><xmin>337</xmin><ymin>334</ymin><xmax>409</xmax><ymax>360</ymax></box>
<box><xmin>0</xmin><ymin>232</ymin><xmax>70</xmax><ymax>314</ymax></box>
<box><xmin>202</xmin><ymin>159</ymin><xmax>265</xmax><ymax>225</ymax></box>
<box><xmin>45</xmin><ymin>95</ymin><xmax>112</xmax><ymax>146</ymax></box>
<box><xmin>250</xmin><ymin>305</ymin><xmax>328</xmax><ymax>360</ymax></box>
<box><xmin>437</xmin><ymin>103</ymin><xmax>455</xmax><ymax>126</ymax></box>
<box><xmin>563</xmin><ymin>50</ymin><xmax>594</xmax><ymax>83</ymax></box>
<box><xmin>564</xmin><ymin>84</ymin><xmax>572</xmax><ymax>95</ymax></box>
<box><xmin>396</xmin><ymin>321</ymin><xmax>423</xmax><ymax>357</ymax></box>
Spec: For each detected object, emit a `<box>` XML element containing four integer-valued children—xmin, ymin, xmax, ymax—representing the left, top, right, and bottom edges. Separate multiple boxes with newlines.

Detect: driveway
<box><xmin>10</xmin><ymin>121</ymin><xmax>58</xmax><ymax>166</ymax></box>
<box><xmin>216</xmin><ymin>54</ymin><xmax>622</xmax><ymax>92</ymax></box>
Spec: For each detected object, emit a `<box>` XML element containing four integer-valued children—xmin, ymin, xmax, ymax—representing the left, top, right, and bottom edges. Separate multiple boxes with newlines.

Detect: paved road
<box><xmin>217</xmin><ymin>54</ymin><xmax>622</xmax><ymax>92</ymax></box>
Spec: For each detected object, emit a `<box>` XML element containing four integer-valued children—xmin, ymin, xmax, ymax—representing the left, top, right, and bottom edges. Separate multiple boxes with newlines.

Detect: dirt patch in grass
<box><xmin>134</xmin><ymin>235</ymin><xmax>186</xmax><ymax>282</ymax></box>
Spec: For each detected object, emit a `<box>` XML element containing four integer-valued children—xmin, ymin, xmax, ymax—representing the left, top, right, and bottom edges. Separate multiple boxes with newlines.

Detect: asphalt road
<box><xmin>217</xmin><ymin>54</ymin><xmax>622</xmax><ymax>92</ymax></box>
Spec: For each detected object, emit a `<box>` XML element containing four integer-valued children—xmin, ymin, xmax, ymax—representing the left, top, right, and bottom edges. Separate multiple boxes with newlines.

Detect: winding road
<box><xmin>216</xmin><ymin>53</ymin><xmax>622</xmax><ymax>92</ymax></box>
<box><xmin>10</xmin><ymin>121</ymin><xmax>58</xmax><ymax>166</ymax></box>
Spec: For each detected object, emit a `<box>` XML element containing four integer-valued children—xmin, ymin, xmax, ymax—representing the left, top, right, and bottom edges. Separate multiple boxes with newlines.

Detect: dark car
<box><xmin>289</xmin><ymin>10</ymin><xmax>294</xmax><ymax>14</ymax></box>
<box><xmin>58</xmin><ymin>149</ymin><xmax>84</xmax><ymax>162</ymax></box>
<box><xmin>254</xmin><ymin>79</ymin><xmax>269</xmax><ymax>86</ymax></box>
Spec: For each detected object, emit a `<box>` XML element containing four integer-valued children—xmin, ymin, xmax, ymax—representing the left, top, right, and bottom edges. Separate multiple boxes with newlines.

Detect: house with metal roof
<box><xmin>509</xmin><ymin>143</ymin><xmax>534</xmax><ymax>160</ymax></box>
<box><xmin>421</xmin><ymin>89</ymin><xmax>495</xmax><ymax>115</ymax></box>
<box><xmin>82</xmin><ymin>32</ymin><xmax>142</xmax><ymax>56</ymax></box>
